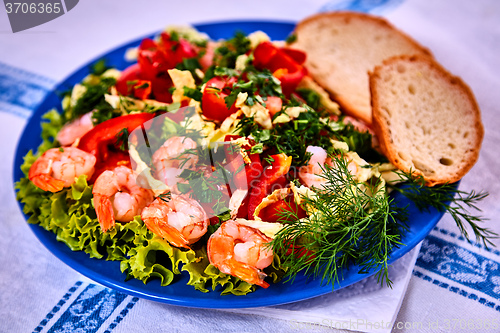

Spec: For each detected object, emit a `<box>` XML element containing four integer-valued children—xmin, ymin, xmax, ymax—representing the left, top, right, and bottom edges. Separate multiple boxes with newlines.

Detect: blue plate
<box><xmin>13</xmin><ymin>20</ymin><xmax>448</xmax><ymax>308</ymax></box>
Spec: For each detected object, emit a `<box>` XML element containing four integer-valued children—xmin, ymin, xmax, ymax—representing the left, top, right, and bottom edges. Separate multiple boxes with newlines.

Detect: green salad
<box><xmin>16</xmin><ymin>26</ymin><xmax>492</xmax><ymax>295</ymax></box>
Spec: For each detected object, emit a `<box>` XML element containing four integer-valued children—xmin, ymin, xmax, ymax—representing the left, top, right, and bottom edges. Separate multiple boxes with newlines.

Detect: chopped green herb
<box><xmin>285</xmin><ymin>34</ymin><xmax>297</xmax><ymax>44</ymax></box>
<box><xmin>183</xmin><ymin>86</ymin><xmax>203</xmax><ymax>102</ymax></box>
<box><xmin>90</xmin><ymin>59</ymin><xmax>109</xmax><ymax>76</ymax></box>
<box><xmin>66</xmin><ymin>76</ymin><xmax>116</xmax><ymax>123</ymax></box>
<box><xmin>115</xmin><ymin>127</ymin><xmax>130</xmax><ymax>151</ymax></box>
<box><xmin>159</xmin><ymin>191</ymin><xmax>172</xmax><ymax>203</ymax></box>
<box><xmin>213</xmin><ymin>32</ymin><xmax>251</xmax><ymax>68</ymax></box>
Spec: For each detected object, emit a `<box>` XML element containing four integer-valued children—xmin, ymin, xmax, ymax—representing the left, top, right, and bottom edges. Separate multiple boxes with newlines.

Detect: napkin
<box><xmin>223</xmin><ymin>245</ymin><xmax>421</xmax><ymax>333</ymax></box>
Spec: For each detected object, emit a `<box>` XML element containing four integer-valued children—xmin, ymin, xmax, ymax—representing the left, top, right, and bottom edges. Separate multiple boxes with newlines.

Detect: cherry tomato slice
<box><xmin>201</xmin><ymin>77</ymin><xmax>238</xmax><ymax>122</ymax></box>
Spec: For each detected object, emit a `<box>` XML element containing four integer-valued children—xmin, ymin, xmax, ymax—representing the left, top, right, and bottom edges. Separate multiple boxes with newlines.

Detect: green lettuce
<box><xmin>15</xmin><ymin>109</ymin><xmax>283</xmax><ymax>295</ymax></box>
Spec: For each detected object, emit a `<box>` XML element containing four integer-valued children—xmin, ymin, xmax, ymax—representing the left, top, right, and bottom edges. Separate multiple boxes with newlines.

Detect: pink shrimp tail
<box><xmin>143</xmin><ymin>217</ymin><xmax>191</xmax><ymax>249</ymax></box>
<box><xmin>94</xmin><ymin>194</ymin><xmax>115</xmax><ymax>232</ymax></box>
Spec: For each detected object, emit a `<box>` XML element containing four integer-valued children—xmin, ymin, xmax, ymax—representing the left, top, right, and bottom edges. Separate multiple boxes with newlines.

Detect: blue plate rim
<box><xmin>12</xmin><ymin>19</ymin><xmax>449</xmax><ymax>309</ymax></box>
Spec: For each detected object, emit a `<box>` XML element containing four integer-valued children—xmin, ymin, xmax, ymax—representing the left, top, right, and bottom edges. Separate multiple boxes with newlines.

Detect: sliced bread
<box><xmin>370</xmin><ymin>55</ymin><xmax>484</xmax><ymax>186</ymax></box>
<box><xmin>293</xmin><ymin>11</ymin><xmax>432</xmax><ymax>125</ymax></box>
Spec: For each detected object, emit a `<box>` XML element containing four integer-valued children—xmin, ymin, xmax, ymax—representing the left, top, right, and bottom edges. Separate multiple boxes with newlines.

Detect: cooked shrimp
<box><xmin>92</xmin><ymin>166</ymin><xmax>154</xmax><ymax>232</ymax></box>
<box><xmin>29</xmin><ymin>147</ymin><xmax>96</xmax><ymax>192</ymax></box>
<box><xmin>207</xmin><ymin>219</ymin><xmax>273</xmax><ymax>288</ymax></box>
<box><xmin>141</xmin><ymin>193</ymin><xmax>208</xmax><ymax>248</ymax></box>
<box><xmin>152</xmin><ymin>136</ymin><xmax>198</xmax><ymax>188</ymax></box>
<box><xmin>298</xmin><ymin>146</ymin><xmax>330</xmax><ymax>189</ymax></box>
<box><xmin>298</xmin><ymin>146</ymin><xmax>359</xmax><ymax>188</ymax></box>
<box><xmin>56</xmin><ymin>112</ymin><xmax>94</xmax><ymax>146</ymax></box>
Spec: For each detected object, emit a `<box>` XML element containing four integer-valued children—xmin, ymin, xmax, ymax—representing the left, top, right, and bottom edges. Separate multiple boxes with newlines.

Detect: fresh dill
<box><xmin>270</xmin><ymin>155</ymin><xmax>407</xmax><ymax>287</ymax></box>
<box><xmin>390</xmin><ymin>170</ymin><xmax>496</xmax><ymax>248</ymax></box>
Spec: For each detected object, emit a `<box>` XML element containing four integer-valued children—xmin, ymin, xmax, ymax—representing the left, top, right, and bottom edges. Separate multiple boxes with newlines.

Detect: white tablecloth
<box><xmin>1</xmin><ymin>1</ymin><xmax>500</xmax><ymax>332</ymax></box>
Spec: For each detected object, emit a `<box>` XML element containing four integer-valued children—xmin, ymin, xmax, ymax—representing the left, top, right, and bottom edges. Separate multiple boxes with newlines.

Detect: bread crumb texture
<box><xmin>371</xmin><ymin>55</ymin><xmax>484</xmax><ymax>186</ymax></box>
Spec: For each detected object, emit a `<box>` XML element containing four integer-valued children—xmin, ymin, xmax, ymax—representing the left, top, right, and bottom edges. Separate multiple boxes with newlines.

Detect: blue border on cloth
<box><xmin>102</xmin><ymin>297</ymin><xmax>140</xmax><ymax>333</ymax></box>
<box><xmin>413</xmin><ymin>271</ymin><xmax>500</xmax><ymax>313</ymax></box>
<box><xmin>415</xmin><ymin>232</ymin><xmax>500</xmax><ymax>304</ymax></box>
<box><xmin>0</xmin><ymin>61</ymin><xmax>55</xmax><ymax>119</ymax></box>
<box><xmin>320</xmin><ymin>0</ymin><xmax>405</xmax><ymax>14</ymax></box>
<box><xmin>44</xmin><ymin>283</ymin><xmax>128</xmax><ymax>333</ymax></box>
<box><xmin>33</xmin><ymin>281</ymin><xmax>84</xmax><ymax>333</ymax></box>
<box><xmin>34</xmin><ymin>282</ymin><xmax>138</xmax><ymax>333</ymax></box>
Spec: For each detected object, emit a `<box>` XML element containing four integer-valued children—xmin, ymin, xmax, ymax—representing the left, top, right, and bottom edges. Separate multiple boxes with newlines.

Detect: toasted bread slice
<box><xmin>293</xmin><ymin>11</ymin><xmax>432</xmax><ymax>125</ymax></box>
<box><xmin>370</xmin><ymin>55</ymin><xmax>484</xmax><ymax>186</ymax></box>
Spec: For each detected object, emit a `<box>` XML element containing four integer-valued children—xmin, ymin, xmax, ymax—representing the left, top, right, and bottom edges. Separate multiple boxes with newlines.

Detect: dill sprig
<box><xmin>270</xmin><ymin>155</ymin><xmax>407</xmax><ymax>287</ymax></box>
<box><xmin>390</xmin><ymin>171</ymin><xmax>496</xmax><ymax>248</ymax></box>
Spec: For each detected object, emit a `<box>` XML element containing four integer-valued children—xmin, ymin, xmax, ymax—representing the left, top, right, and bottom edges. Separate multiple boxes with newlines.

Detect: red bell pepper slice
<box><xmin>272</xmin><ymin>67</ymin><xmax>307</xmax><ymax>97</ymax></box>
<box><xmin>129</xmin><ymin>80</ymin><xmax>152</xmax><ymax>100</ymax></box>
<box><xmin>78</xmin><ymin>113</ymin><xmax>155</xmax><ymax>181</ymax></box>
<box><xmin>224</xmin><ymin>135</ymin><xmax>263</xmax><ymax>189</ymax></box>
<box><xmin>247</xmin><ymin>153</ymin><xmax>292</xmax><ymax>219</ymax></box>
<box><xmin>116</xmin><ymin>63</ymin><xmax>143</xmax><ymax>97</ymax></box>
<box><xmin>253</xmin><ymin>41</ymin><xmax>307</xmax><ymax>97</ymax></box>
<box><xmin>280</xmin><ymin>47</ymin><xmax>306</xmax><ymax>65</ymax></box>
<box><xmin>257</xmin><ymin>195</ymin><xmax>307</xmax><ymax>223</ymax></box>
<box><xmin>223</xmin><ymin>135</ymin><xmax>264</xmax><ymax>219</ymax></box>
<box><xmin>115</xmin><ymin>64</ymin><xmax>154</xmax><ymax>100</ymax></box>
<box><xmin>134</xmin><ymin>33</ymin><xmax>198</xmax><ymax>103</ymax></box>
<box><xmin>285</xmin><ymin>243</ymin><xmax>316</xmax><ymax>260</ymax></box>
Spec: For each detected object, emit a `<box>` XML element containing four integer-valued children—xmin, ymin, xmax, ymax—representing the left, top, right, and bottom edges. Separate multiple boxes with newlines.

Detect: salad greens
<box><xmin>16</xmin><ymin>108</ymin><xmax>283</xmax><ymax>295</ymax></box>
<box><xmin>15</xmin><ymin>28</ymin><xmax>493</xmax><ymax>295</ymax></box>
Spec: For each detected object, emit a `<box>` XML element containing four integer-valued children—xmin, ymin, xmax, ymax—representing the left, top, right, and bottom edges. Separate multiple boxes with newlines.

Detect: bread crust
<box><xmin>370</xmin><ymin>55</ymin><xmax>484</xmax><ymax>186</ymax></box>
<box><xmin>294</xmin><ymin>11</ymin><xmax>432</xmax><ymax>125</ymax></box>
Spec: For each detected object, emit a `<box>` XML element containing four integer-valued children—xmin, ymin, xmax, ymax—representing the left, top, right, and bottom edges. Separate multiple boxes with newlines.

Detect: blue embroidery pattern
<box><xmin>416</xmin><ymin>235</ymin><xmax>500</xmax><ymax>301</ymax></box>
<box><xmin>320</xmin><ymin>0</ymin><xmax>405</xmax><ymax>14</ymax></box>
<box><xmin>33</xmin><ymin>281</ymin><xmax>83</xmax><ymax>333</ymax></box>
<box><xmin>413</xmin><ymin>271</ymin><xmax>500</xmax><ymax>312</ymax></box>
<box><xmin>46</xmin><ymin>283</ymin><xmax>128</xmax><ymax>333</ymax></box>
<box><xmin>103</xmin><ymin>297</ymin><xmax>140</xmax><ymax>333</ymax></box>
<box><xmin>0</xmin><ymin>62</ymin><xmax>55</xmax><ymax>119</ymax></box>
